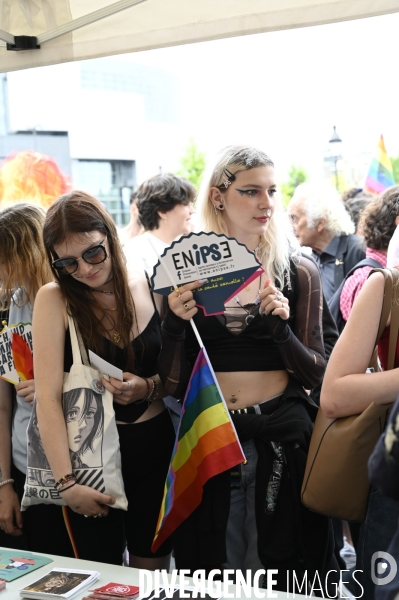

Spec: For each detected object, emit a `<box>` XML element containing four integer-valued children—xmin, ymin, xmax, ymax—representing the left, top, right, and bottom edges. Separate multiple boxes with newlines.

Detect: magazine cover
<box><xmin>20</xmin><ymin>568</ymin><xmax>99</xmax><ymax>599</ymax></box>
<box><xmin>0</xmin><ymin>550</ymin><xmax>52</xmax><ymax>582</ymax></box>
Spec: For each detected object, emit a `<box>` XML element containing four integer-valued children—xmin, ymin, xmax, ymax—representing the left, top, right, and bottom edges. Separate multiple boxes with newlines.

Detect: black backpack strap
<box><xmin>328</xmin><ymin>257</ymin><xmax>383</xmax><ymax>333</ymax></box>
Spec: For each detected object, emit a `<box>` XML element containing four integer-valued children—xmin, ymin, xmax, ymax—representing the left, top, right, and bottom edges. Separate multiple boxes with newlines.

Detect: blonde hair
<box><xmin>0</xmin><ymin>203</ymin><xmax>53</xmax><ymax>309</ymax></box>
<box><xmin>196</xmin><ymin>145</ymin><xmax>292</xmax><ymax>287</ymax></box>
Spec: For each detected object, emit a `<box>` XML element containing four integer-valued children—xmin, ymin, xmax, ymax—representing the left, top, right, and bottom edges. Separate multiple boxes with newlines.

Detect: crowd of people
<box><xmin>1</xmin><ymin>145</ymin><xmax>399</xmax><ymax>600</ymax></box>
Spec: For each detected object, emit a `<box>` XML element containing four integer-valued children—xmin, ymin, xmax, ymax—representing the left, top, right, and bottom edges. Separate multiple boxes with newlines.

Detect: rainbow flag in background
<box><xmin>151</xmin><ymin>348</ymin><xmax>245</xmax><ymax>553</ymax></box>
<box><xmin>365</xmin><ymin>135</ymin><xmax>395</xmax><ymax>194</ymax></box>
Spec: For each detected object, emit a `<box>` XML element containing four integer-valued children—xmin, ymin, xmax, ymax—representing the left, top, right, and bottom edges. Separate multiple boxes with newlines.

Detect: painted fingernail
<box><xmin>198</xmin><ymin>278</ymin><xmax>208</xmax><ymax>284</ymax></box>
<box><xmin>255</xmin><ymin>295</ymin><xmax>261</xmax><ymax>305</ymax></box>
<box><xmin>265</xmin><ymin>278</ymin><xmax>271</xmax><ymax>286</ymax></box>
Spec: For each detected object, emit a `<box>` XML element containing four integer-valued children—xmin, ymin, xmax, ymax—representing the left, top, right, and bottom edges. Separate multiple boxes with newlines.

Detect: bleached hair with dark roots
<box><xmin>196</xmin><ymin>145</ymin><xmax>294</xmax><ymax>288</ymax></box>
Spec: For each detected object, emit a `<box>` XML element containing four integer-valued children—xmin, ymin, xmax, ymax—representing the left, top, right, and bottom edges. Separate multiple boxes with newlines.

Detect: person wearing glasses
<box><xmin>30</xmin><ymin>191</ymin><xmax>194</xmax><ymax>567</ymax></box>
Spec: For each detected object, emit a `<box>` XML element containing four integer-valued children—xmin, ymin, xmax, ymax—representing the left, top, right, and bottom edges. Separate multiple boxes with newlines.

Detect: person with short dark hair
<box><xmin>124</xmin><ymin>173</ymin><xmax>195</xmax><ymax>274</ymax></box>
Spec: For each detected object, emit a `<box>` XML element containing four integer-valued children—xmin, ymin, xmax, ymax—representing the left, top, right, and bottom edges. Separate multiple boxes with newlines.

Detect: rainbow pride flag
<box><xmin>365</xmin><ymin>135</ymin><xmax>395</xmax><ymax>194</ymax></box>
<box><xmin>152</xmin><ymin>347</ymin><xmax>245</xmax><ymax>552</ymax></box>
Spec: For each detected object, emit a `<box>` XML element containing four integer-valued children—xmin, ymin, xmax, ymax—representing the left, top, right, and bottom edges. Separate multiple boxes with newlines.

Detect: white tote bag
<box><xmin>22</xmin><ymin>315</ymin><xmax>128</xmax><ymax>510</ymax></box>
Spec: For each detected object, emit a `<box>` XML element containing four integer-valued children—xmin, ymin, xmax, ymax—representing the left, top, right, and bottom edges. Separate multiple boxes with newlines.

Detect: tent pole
<box><xmin>38</xmin><ymin>0</ymin><xmax>149</xmax><ymax>44</ymax></box>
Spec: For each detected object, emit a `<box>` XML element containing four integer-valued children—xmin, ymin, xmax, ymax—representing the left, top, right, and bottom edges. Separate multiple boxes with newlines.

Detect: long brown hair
<box><xmin>0</xmin><ymin>203</ymin><xmax>53</xmax><ymax>310</ymax></box>
<box><xmin>43</xmin><ymin>191</ymin><xmax>136</xmax><ymax>370</ymax></box>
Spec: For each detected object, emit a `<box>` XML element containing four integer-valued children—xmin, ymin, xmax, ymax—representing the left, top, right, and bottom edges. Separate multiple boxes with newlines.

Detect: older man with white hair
<box><xmin>288</xmin><ymin>183</ymin><xmax>365</xmax><ymax>302</ymax></box>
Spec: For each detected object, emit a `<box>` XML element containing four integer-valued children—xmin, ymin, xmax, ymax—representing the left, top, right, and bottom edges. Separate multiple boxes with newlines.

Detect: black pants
<box><xmin>9</xmin><ymin>409</ymin><xmax>175</xmax><ymax>563</ymax></box>
<box><xmin>117</xmin><ymin>408</ymin><xmax>175</xmax><ymax>558</ymax></box>
<box><xmin>14</xmin><ymin>467</ymin><xmax>126</xmax><ymax>564</ymax></box>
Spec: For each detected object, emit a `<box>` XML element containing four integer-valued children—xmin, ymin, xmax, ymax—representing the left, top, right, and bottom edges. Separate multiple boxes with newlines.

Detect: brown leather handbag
<box><xmin>301</xmin><ymin>268</ymin><xmax>399</xmax><ymax>522</ymax></box>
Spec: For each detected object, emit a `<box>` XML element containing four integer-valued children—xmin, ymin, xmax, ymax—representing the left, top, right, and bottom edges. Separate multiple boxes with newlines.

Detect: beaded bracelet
<box><xmin>58</xmin><ymin>481</ymin><xmax>77</xmax><ymax>493</ymax></box>
<box><xmin>54</xmin><ymin>472</ymin><xmax>76</xmax><ymax>489</ymax></box>
<box><xmin>149</xmin><ymin>376</ymin><xmax>159</xmax><ymax>401</ymax></box>
<box><xmin>0</xmin><ymin>478</ymin><xmax>14</xmax><ymax>488</ymax></box>
<box><xmin>143</xmin><ymin>377</ymin><xmax>151</xmax><ymax>400</ymax></box>
<box><xmin>146</xmin><ymin>377</ymin><xmax>156</xmax><ymax>403</ymax></box>
<box><xmin>55</xmin><ymin>477</ymin><xmax>77</xmax><ymax>493</ymax></box>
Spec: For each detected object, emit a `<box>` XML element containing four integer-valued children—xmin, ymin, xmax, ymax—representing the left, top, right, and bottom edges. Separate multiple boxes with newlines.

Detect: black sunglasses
<box><xmin>52</xmin><ymin>238</ymin><xmax>108</xmax><ymax>275</ymax></box>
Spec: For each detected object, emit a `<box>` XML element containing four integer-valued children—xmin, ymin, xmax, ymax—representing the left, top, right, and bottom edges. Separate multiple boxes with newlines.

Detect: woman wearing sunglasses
<box><xmin>31</xmin><ymin>191</ymin><xmax>193</xmax><ymax>567</ymax></box>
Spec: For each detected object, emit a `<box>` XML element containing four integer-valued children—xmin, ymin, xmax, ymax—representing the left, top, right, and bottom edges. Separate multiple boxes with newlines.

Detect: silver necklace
<box><xmin>228</xmin><ymin>276</ymin><xmax>262</xmax><ymax>325</ymax></box>
<box><xmin>225</xmin><ymin>240</ymin><xmax>262</xmax><ymax>324</ymax></box>
<box><xmin>253</xmin><ymin>240</ymin><xmax>262</xmax><ymax>254</ymax></box>
<box><xmin>233</xmin><ymin>294</ymin><xmax>261</xmax><ymax>325</ymax></box>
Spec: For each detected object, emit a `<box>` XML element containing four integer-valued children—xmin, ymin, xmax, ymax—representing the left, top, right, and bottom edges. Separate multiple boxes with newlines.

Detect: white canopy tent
<box><xmin>0</xmin><ymin>0</ymin><xmax>398</xmax><ymax>73</ymax></box>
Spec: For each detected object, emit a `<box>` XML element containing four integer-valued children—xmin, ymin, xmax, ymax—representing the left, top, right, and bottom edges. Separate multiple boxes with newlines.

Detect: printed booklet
<box><xmin>83</xmin><ymin>582</ymin><xmax>140</xmax><ymax>599</ymax></box>
<box><xmin>19</xmin><ymin>568</ymin><xmax>100</xmax><ymax>599</ymax></box>
<box><xmin>0</xmin><ymin>550</ymin><xmax>53</xmax><ymax>582</ymax></box>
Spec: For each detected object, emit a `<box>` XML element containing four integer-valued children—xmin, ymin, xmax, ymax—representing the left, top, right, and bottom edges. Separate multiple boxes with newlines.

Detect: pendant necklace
<box><xmin>93</xmin><ymin>299</ymin><xmax>121</xmax><ymax>344</ymax></box>
<box><xmin>233</xmin><ymin>295</ymin><xmax>260</xmax><ymax>325</ymax></box>
<box><xmin>112</xmin><ymin>332</ymin><xmax>121</xmax><ymax>344</ymax></box>
<box><xmin>232</xmin><ymin>275</ymin><xmax>262</xmax><ymax>325</ymax></box>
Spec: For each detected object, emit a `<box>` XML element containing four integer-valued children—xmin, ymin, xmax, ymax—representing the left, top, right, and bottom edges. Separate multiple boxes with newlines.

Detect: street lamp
<box><xmin>328</xmin><ymin>126</ymin><xmax>342</xmax><ymax>191</ymax></box>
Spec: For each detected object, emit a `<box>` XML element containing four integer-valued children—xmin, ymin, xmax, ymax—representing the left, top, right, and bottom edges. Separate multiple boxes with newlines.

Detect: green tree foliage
<box><xmin>391</xmin><ymin>156</ymin><xmax>399</xmax><ymax>184</ymax></box>
<box><xmin>176</xmin><ymin>139</ymin><xmax>206</xmax><ymax>190</ymax></box>
<box><xmin>281</xmin><ymin>166</ymin><xmax>307</xmax><ymax>207</ymax></box>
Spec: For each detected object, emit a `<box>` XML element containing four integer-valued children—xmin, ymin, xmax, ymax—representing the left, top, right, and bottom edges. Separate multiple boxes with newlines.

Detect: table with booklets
<box><xmin>0</xmin><ymin>548</ymin><xmax>306</xmax><ymax>600</ymax></box>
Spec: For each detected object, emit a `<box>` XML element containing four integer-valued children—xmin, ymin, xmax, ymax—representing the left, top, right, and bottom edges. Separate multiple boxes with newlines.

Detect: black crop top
<box><xmin>159</xmin><ymin>254</ymin><xmax>327</xmax><ymax>398</ymax></box>
<box><xmin>186</xmin><ymin>310</ymin><xmax>285</xmax><ymax>372</ymax></box>
<box><xmin>64</xmin><ymin>310</ymin><xmax>161</xmax><ymax>422</ymax></box>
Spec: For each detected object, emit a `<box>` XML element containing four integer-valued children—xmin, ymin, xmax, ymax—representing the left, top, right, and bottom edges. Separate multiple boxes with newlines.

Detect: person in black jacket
<box><xmin>287</xmin><ymin>183</ymin><xmax>365</xmax><ymax>302</ymax></box>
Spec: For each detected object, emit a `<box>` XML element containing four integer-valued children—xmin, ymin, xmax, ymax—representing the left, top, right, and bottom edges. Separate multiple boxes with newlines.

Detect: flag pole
<box><xmin>146</xmin><ymin>237</ymin><xmax>246</xmax><ymax>463</ymax></box>
<box><xmin>146</xmin><ymin>238</ymin><xmax>204</xmax><ymax>349</ymax></box>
